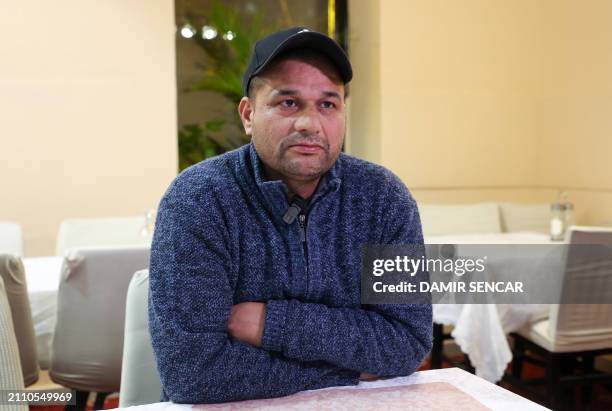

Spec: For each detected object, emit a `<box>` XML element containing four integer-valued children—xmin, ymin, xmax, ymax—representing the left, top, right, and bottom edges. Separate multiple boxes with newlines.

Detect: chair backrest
<box><xmin>56</xmin><ymin>216</ymin><xmax>149</xmax><ymax>256</ymax></box>
<box><xmin>50</xmin><ymin>246</ymin><xmax>150</xmax><ymax>393</ymax></box>
<box><xmin>0</xmin><ymin>276</ymin><xmax>28</xmax><ymax>410</ymax></box>
<box><xmin>119</xmin><ymin>269</ymin><xmax>162</xmax><ymax>407</ymax></box>
<box><xmin>549</xmin><ymin>226</ymin><xmax>612</xmax><ymax>345</ymax></box>
<box><xmin>0</xmin><ymin>221</ymin><xmax>23</xmax><ymax>257</ymax></box>
<box><xmin>0</xmin><ymin>254</ymin><xmax>39</xmax><ymax>386</ymax></box>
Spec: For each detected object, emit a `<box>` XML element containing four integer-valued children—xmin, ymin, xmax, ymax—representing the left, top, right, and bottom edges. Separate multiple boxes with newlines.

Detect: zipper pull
<box><xmin>298</xmin><ymin>213</ymin><xmax>306</xmax><ymax>242</ymax></box>
<box><xmin>283</xmin><ymin>195</ymin><xmax>307</xmax><ymax>224</ymax></box>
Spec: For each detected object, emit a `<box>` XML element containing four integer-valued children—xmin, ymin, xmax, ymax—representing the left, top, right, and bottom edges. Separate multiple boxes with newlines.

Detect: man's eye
<box><xmin>280</xmin><ymin>99</ymin><xmax>296</xmax><ymax>108</ymax></box>
<box><xmin>321</xmin><ymin>101</ymin><xmax>336</xmax><ymax>109</ymax></box>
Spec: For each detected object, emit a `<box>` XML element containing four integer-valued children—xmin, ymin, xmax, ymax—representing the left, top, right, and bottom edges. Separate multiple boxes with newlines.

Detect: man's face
<box><xmin>239</xmin><ymin>56</ymin><xmax>346</xmax><ymax>183</ymax></box>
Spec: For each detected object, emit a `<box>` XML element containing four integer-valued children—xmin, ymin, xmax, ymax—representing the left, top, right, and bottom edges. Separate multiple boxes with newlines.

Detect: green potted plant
<box><xmin>178</xmin><ymin>2</ymin><xmax>276</xmax><ymax>171</ymax></box>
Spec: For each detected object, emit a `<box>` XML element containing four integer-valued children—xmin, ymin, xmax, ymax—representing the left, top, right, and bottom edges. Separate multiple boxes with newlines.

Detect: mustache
<box><xmin>280</xmin><ymin>134</ymin><xmax>329</xmax><ymax>150</ymax></box>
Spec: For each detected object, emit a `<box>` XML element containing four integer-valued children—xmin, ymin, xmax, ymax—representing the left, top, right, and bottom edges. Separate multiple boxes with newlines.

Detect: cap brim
<box><xmin>251</xmin><ymin>31</ymin><xmax>352</xmax><ymax>84</ymax></box>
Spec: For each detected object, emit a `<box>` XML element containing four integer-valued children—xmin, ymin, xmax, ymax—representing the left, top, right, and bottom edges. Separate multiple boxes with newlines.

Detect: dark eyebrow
<box><xmin>270</xmin><ymin>89</ymin><xmax>342</xmax><ymax>100</ymax></box>
<box><xmin>322</xmin><ymin>91</ymin><xmax>341</xmax><ymax>100</ymax></box>
<box><xmin>271</xmin><ymin>89</ymin><xmax>299</xmax><ymax>97</ymax></box>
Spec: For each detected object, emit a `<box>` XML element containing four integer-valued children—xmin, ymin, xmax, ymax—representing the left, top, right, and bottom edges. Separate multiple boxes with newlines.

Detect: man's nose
<box><xmin>294</xmin><ymin>105</ymin><xmax>322</xmax><ymax>135</ymax></box>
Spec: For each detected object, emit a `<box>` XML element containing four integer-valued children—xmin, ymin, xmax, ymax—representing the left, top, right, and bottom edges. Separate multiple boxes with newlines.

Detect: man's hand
<box><xmin>359</xmin><ymin>372</ymin><xmax>379</xmax><ymax>381</ymax></box>
<box><xmin>228</xmin><ymin>302</ymin><xmax>266</xmax><ymax>347</ymax></box>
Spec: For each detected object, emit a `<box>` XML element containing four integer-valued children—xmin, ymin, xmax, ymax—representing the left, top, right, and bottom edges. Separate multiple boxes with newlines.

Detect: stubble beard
<box><xmin>252</xmin><ymin>127</ymin><xmax>344</xmax><ymax>182</ymax></box>
<box><xmin>277</xmin><ymin>134</ymin><xmax>337</xmax><ymax>180</ymax></box>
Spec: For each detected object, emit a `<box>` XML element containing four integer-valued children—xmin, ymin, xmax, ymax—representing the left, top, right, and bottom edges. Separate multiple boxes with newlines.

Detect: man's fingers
<box><xmin>227</xmin><ymin>302</ymin><xmax>266</xmax><ymax>347</ymax></box>
<box><xmin>359</xmin><ymin>372</ymin><xmax>379</xmax><ymax>381</ymax></box>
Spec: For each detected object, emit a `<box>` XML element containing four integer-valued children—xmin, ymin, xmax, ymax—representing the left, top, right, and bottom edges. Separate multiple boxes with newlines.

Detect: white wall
<box><xmin>0</xmin><ymin>0</ymin><xmax>178</xmax><ymax>255</ymax></box>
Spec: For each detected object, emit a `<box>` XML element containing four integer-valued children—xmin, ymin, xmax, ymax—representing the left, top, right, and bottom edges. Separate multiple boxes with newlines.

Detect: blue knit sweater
<box><xmin>149</xmin><ymin>143</ymin><xmax>432</xmax><ymax>404</ymax></box>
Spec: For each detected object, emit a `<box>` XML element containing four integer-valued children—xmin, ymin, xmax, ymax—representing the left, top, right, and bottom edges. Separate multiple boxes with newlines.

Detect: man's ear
<box><xmin>238</xmin><ymin>97</ymin><xmax>254</xmax><ymax>135</ymax></box>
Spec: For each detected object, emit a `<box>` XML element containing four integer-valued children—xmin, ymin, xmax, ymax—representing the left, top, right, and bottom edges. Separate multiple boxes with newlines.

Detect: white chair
<box><xmin>0</xmin><ymin>276</ymin><xmax>28</xmax><ymax>411</ymax></box>
<box><xmin>0</xmin><ymin>221</ymin><xmax>23</xmax><ymax>257</ymax></box>
<box><xmin>119</xmin><ymin>269</ymin><xmax>162</xmax><ymax>407</ymax></box>
<box><xmin>0</xmin><ymin>254</ymin><xmax>39</xmax><ymax>387</ymax></box>
<box><xmin>55</xmin><ymin>216</ymin><xmax>150</xmax><ymax>256</ymax></box>
<box><xmin>50</xmin><ymin>246</ymin><xmax>150</xmax><ymax>411</ymax></box>
<box><xmin>509</xmin><ymin>226</ymin><xmax>612</xmax><ymax>410</ymax></box>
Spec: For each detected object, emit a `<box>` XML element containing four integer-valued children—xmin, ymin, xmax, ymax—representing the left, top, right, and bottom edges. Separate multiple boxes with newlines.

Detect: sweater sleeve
<box><xmin>148</xmin><ymin>177</ymin><xmax>359</xmax><ymax>404</ymax></box>
<box><xmin>260</xmin><ymin>177</ymin><xmax>433</xmax><ymax>377</ymax></box>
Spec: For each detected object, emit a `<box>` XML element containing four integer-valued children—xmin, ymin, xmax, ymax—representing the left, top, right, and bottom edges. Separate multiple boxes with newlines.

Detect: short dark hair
<box><xmin>247</xmin><ymin>75</ymin><xmax>266</xmax><ymax>100</ymax></box>
<box><xmin>246</xmin><ymin>48</ymin><xmax>344</xmax><ymax>99</ymax></box>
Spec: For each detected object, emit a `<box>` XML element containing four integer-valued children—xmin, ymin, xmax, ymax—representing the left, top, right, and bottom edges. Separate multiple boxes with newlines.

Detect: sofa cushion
<box><xmin>418</xmin><ymin>203</ymin><xmax>501</xmax><ymax>237</ymax></box>
<box><xmin>499</xmin><ymin>203</ymin><xmax>550</xmax><ymax>233</ymax></box>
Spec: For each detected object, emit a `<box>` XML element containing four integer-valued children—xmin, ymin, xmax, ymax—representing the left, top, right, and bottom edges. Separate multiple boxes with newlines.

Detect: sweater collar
<box><xmin>244</xmin><ymin>142</ymin><xmax>342</xmax><ymax>215</ymax></box>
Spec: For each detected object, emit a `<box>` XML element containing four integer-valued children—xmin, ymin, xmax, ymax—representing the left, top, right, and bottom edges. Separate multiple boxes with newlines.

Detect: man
<box><xmin>149</xmin><ymin>27</ymin><xmax>432</xmax><ymax>404</ymax></box>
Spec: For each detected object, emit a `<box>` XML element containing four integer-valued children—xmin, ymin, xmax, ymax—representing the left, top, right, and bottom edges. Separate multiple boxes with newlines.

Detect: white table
<box><xmin>426</xmin><ymin>232</ymin><xmax>557</xmax><ymax>383</ymax></box>
<box><xmin>23</xmin><ymin>256</ymin><xmax>64</xmax><ymax>368</ymax></box>
<box><xmin>110</xmin><ymin>368</ymin><xmax>548</xmax><ymax>410</ymax></box>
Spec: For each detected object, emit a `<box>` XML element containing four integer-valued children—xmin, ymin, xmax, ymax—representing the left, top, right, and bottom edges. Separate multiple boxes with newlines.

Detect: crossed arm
<box><xmin>232</xmin><ymin>283</ymin><xmax>433</xmax><ymax>377</ymax></box>
<box><xmin>228</xmin><ymin>302</ymin><xmax>417</xmax><ymax>381</ymax></box>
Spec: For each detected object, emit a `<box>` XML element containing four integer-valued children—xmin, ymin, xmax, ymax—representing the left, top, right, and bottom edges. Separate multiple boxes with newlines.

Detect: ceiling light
<box><xmin>179</xmin><ymin>23</ymin><xmax>196</xmax><ymax>39</ymax></box>
<box><xmin>202</xmin><ymin>25</ymin><xmax>218</xmax><ymax>40</ymax></box>
<box><xmin>223</xmin><ymin>30</ymin><xmax>236</xmax><ymax>41</ymax></box>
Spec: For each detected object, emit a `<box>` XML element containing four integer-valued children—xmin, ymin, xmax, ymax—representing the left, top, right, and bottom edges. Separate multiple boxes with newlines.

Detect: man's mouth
<box><xmin>289</xmin><ymin>143</ymin><xmax>324</xmax><ymax>154</ymax></box>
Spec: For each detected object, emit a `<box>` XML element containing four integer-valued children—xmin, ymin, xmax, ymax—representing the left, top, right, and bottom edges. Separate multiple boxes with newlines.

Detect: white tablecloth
<box><xmin>426</xmin><ymin>232</ymin><xmax>555</xmax><ymax>383</ymax></box>
<box><xmin>111</xmin><ymin>368</ymin><xmax>548</xmax><ymax>411</ymax></box>
<box><xmin>23</xmin><ymin>256</ymin><xmax>64</xmax><ymax>368</ymax></box>
<box><xmin>425</xmin><ymin>232</ymin><xmax>555</xmax><ymax>245</ymax></box>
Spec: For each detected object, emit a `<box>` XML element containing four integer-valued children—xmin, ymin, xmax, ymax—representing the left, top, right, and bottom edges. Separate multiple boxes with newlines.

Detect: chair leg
<box><xmin>546</xmin><ymin>353</ymin><xmax>564</xmax><ymax>411</ymax></box>
<box><xmin>581</xmin><ymin>355</ymin><xmax>595</xmax><ymax>411</ymax></box>
<box><xmin>511</xmin><ymin>337</ymin><xmax>524</xmax><ymax>379</ymax></box>
<box><xmin>65</xmin><ymin>390</ymin><xmax>88</xmax><ymax>411</ymax></box>
<box><xmin>431</xmin><ymin>323</ymin><xmax>444</xmax><ymax>369</ymax></box>
<box><xmin>464</xmin><ymin>354</ymin><xmax>476</xmax><ymax>374</ymax></box>
<box><xmin>93</xmin><ymin>392</ymin><xmax>111</xmax><ymax>410</ymax></box>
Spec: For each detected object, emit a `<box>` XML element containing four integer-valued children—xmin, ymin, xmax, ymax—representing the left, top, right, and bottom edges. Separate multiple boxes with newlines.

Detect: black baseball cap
<box><xmin>242</xmin><ymin>27</ymin><xmax>352</xmax><ymax>96</ymax></box>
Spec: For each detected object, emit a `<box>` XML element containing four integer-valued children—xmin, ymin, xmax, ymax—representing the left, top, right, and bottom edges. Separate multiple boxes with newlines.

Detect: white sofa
<box><xmin>418</xmin><ymin>202</ymin><xmax>550</xmax><ymax>237</ymax></box>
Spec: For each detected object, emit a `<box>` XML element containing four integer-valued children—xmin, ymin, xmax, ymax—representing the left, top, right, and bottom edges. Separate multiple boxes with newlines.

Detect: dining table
<box><xmin>110</xmin><ymin>367</ymin><xmax>548</xmax><ymax>411</ymax></box>
<box><xmin>22</xmin><ymin>255</ymin><xmax>64</xmax><ymax>368</ymax></box>
<box><xmin>425</xmin><ymin>231</ymin><xmax>558</xmax><ymax>383</ymax></box>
